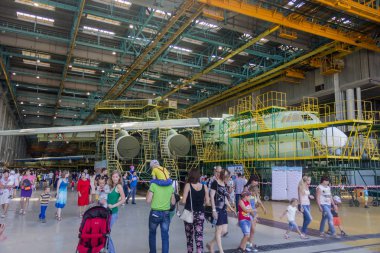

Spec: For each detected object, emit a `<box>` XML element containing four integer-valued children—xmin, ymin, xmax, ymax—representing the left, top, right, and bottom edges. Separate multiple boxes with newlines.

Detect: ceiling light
<box><xmin>71</xmin><ymin>67</ymin><xmax>96</xmax><ymax>74</ymax></box>
<box><xmin>54</xmin><ymin>116</ymin><xmax>56</xmax><ymax>119</ymax></box>
<box><xmin>112</xmin><ymin>51</ymin><xmax>116</xmax><ymax>55</ymax></box>
<box><xmin>22</xmin><ymin>109</ymin><xmax>25</xmax><ymax>112</ymax></box>
<box><xmin>83</xmin><ymin>26</ymin><xmax>115</xmax><ymax>38</ymax></box>
<box><xmin>37</xmin><ymin>111</ymin><xmax>39</xmax><ymax>113</ymax></box>
<box><xmin>82</xmin><ymin>102</ymin><xmax>85</xmax><ymax>105</ymax></box>
<box><xmin>66</xmin><ymin>141</ymin><xmax>69</xmax><ymax>144</ymax></box>
<box><xmin>129</xmin><ymin>24</ymin><xmax>134</xmax><ymax>29</ymax></box>
<box><xmin>12</xmin><ymin>72</ymin><xmax>16</xmax><ymax>76</ymax></box>
<box><xmin>86</xmin><ymin>14</ymin><xmax>121</xmax><ymax>26</ymax></box>
<box><xmin>36</xmin><ymin>59</ymin><xmax>40</xmax><ymax>63</ymax></box>
<box><xmin>69</xmin><ymin>64</ymin><xmax>72</xmax><ymax>68</ymax></box>
<box><xmin>37</xmin><ymin>97</ymin><xmax>40</xmax><ymax>100</ymax></box>
<box><xmin>189</xmin><ymin>85</ymin><xmax>192</xmax><ymax>88</ymax></box>
<box><xmin>186</xmin><ymin>98</ymin><xmax>189</xmax><ymax>101</ymax></box>
<box><xmin>91</xmin><ymin>0</ymin><xmax>131</xmax><ymax>10</ymax></box>
<box><xmin>36</xmin><ymin>76</ymin><xmax>40</xmax><ymax>79</ymax></box>
<box><xmin>58</xmin><ymin>100</ymin><xmax>61</xmax><ymax>103</ymax></box>
<box><xmin>38</xmin><ymin>103</ymin><xmax>42</xmax><ymax>106</ymax></box>
<box><xmin>16</xmin><ymin>83</ymin><xmax>19</xmax><ymax>87</ymax></box>
<box><xmin>16</xmin><ymin>0</ymin><xmax>55</xmax><ymax>10</ymax></box>
<box><xmin>86</xmin><ymin>92</ymin><xmax>90</xmax><ymax>96</ymax></box>
<box><xmin>165</xmin><ymin>98</ymin><xmax>168</xmax><ymax>101</ymax></box>
<box><xmin>17</xmin><ymin>11</ymin><xmax>54</xmax><ymax>26</ymax></box>
<box><xmin>218</xmin><ymin>46</ymin><xmax>223</xmax><ymax>50</ymax></box>
<box><xmin>20</xmin><ymin>101</ymin><xmax>24</xmax><ymax>104</ymax></box>
<box><xmin>74</xmin><ymin>114</ymin><xmax>77</xmax><ymax>117</ymax></box>
<box><xmin>101</xmin><ymin>70</ymin><xmax>105</xmax><ymax>73</ymax></box>
<box><xmin>153</xmin><ymin>93</ymin><xmax>156</xmax><ymax>95</ymax></box>
<box><xmin>37</xmin><ymin>115</ymin><xmax>40</xmax><ymax>118</ymax></box>
<box><xmin>24</xmin><ymin>114</ymin><xmax>26</xmax><ymax>117</ymax></box>
<box><xmin>23</xmin><ymin>59</ymin><xmax>50</xmax><ymax>68</ymax></box>
<box><xmin>22</xmin><ymin>50</ymin><xmax>51</xmax><ymax>59</ymax></box>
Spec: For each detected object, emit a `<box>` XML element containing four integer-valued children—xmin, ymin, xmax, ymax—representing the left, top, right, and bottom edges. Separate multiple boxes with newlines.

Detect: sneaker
<box><xmin>245</xmin><ymin>247</ymin><xmax>252</xmax><ymax>252</ymax></box>
<box><xmin>284</xmin><ymin>234</ymin><xmax>290</xmax><ymax>239</ymax></box>
<box><xmin>236</xmin><ymin>248</ymin><xmax>245</xmax><ymax>253</ymax></box>
<box><xmin>0</xmin><ymin>214</ymin><xmax>5</xmax><ymax>218</ymax></box>
<box><xmin>320</xmin><ymin>232</ymin><xmax>327</xmax><ymax>238</ymax></box>
<box><xmin>300</xmin><ymin>234</ymin><xmax>309</xmax><ymax>239</ymax></box>
<box><xmin>42</xmin><ymin>219</ymin><xmax>46</xmax><ymax>223</ymax></box>
<box><xmin>341</xmin><ymin>231</ymin><xmax>348</xmax><ymax>237</ymax></box>
<box><xmin>332</xmin><ymin>234</ymin><xmax>341</xmax><ymax>239</ymax></box>
<box><xmin>246</xmin><ymin>243</ymin><xmax>253</xmax><ymax>249</ymax></box>
<box><xmin>132</xmin><ymin>202</ymin><xmax>136</xmax><ymax>205</ymax></box>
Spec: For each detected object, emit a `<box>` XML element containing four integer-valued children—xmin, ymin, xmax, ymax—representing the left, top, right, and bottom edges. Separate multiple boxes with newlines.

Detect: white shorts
<box><xmin>0</xmin><ymin>190</ymin><xmax>10</xmax><ymax>205</ymax></box>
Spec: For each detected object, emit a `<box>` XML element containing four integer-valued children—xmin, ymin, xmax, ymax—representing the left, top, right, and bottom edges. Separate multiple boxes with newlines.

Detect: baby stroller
<box><xmin>76</xmin><ymin>206</ymin><xmax>112</xmax><ymax>253</ymax></box>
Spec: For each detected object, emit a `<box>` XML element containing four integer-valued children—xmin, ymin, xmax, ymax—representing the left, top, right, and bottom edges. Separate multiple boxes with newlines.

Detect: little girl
<box><xmin>237</xmin><ymin>191</ymin><xmax>255</xmax><ymax>253</ymax></box>
<box><xmin>330</xmin><ymin>196</ymin><xmax>348</xmax><ymax>237</ymax></box>
<box><xmin>280</xmin><ymin>198</ymin><xmax>307</xmax><ymax>239</ymax></box>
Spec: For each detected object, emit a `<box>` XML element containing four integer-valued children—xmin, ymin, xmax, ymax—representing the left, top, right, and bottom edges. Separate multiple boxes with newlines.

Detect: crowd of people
<box><xmin>0</xmin><ymin>162</ymin><xmax>352</xmax><ymax>253</ymax></box>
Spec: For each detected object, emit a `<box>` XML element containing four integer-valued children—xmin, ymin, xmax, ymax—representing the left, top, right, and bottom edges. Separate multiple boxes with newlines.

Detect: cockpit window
<box><xmin>301</xmin><ymin>114</ymin><xmax>313</xmax><ymax>121</ymax></box>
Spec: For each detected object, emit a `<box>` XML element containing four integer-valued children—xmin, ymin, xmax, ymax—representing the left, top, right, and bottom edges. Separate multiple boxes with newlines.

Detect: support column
<box><xmin>356</xmin><ymin>87</ymin><xmax>363</xmax><ymax>120</ymax></box>
<box><xmin>334</xmin><ymin>73</ymin><xmax>344</xmax><ymax>120</ymax></box>
<box><xmin>346</xmin><ymin>89</ymin><xmax>355</xmax><ymax>120</ymax></box>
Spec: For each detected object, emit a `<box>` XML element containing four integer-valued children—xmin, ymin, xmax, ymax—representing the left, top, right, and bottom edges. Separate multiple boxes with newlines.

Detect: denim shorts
<box><xmin>288</xmin><ymin>221</ymin><xmax>298</xmax><ymax>230</ymax></box>
<box><xmin>239</xmin><ymin>219</ymin><xmax>251</xmax><ymax>235</ymax></box>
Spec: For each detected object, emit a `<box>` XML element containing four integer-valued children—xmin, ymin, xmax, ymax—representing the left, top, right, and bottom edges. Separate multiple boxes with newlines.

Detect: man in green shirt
<box><xmin>146</xmin><ymin>183</ymin><xmax>176</xmax><ymax>253</ymax></box>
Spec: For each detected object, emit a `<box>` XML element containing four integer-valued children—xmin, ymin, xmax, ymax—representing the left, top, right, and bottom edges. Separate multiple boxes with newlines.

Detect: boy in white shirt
<box><xmin>280</xmin><ymin>198</ymin><xmax>307</xmax><ymax>239</ymax></box>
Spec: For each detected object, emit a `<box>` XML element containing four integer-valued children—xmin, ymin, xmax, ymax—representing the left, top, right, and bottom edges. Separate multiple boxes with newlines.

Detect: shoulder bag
<box><xmin>180</xmin><ymin>184</ymin><xmax>194</xmax><ymax>223</ymax></box>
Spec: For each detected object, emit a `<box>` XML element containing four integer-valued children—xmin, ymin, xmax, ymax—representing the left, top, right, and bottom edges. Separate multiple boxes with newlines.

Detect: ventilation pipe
<box><xmin>346</xmin><ymin>89</ymin><xmax>355</xmax><ymax>120</ymax></box>
<box><xmin>114</xmin><ymin>130</ymin><xmax>140</xmax><ymax>160</ymax></box>
<box><xmin>356</xmin><ymin>87</ymin><xmax>362</xmax><ymax>120</ymax></box>
<box><xmin>165</xmin><ymin>129</ymin><xmax>191</xmax><ymax>157</ymax></box>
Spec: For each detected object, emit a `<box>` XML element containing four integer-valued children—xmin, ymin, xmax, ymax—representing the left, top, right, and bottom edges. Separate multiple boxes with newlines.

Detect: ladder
<box><xmin>192</xmin><ymin>129</ymin><xmax>204</xmax><ymax>160</ymax></box>
<box><xmin>163</xmin><ymin>158</ymin><xmax>179</xmax><ymax>181</ymax></box>
<box><xmin>187</xmin><ymin>160</ymin><xmax>199</xmax><ymax>171</ymax></box>
<box><xmin>142</xmin><ymin>130</ymin><xmax>154</xmax><ymax>161</ymax></box>
<box><xmin>302</xmin><ymin>129</ymin><xmax>327</xmax><ymax>156</ymax></box>
<box><xmin>107</xmin><ymin>160</ymin><xmax>123</xmax><ymax>172</ymax></box>
<box><xmin>251</xmin><ymin>111</ymin><xmax>268</xmax><ymax>130</ymax></box>
<box><xmin>159</xmin><ymin>129</ymin><xmax>171</xmax><ymax>158</ymax></box>
<box><xmin>105</xmin><ymin>128</ymin><xmax>117</xmax><ymax>160</ymax></box>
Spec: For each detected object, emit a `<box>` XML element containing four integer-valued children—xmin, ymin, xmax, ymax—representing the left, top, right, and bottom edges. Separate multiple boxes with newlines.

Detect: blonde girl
<box><xmin>107</xmin><ymin>170</ymin><xmax>126</xmax><ymax>253</ymax></box>
<box><xmin>298</xmin><ymin>175</ymin><xmax>314</xmax><ymax>237</ymax></box>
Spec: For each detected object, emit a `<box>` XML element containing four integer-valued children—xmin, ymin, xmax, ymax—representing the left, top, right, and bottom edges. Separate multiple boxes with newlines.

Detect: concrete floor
<box><xmin>0</xmin><ymin>190</ymin><xmax>379</xmax><ymax>253</ymax></box>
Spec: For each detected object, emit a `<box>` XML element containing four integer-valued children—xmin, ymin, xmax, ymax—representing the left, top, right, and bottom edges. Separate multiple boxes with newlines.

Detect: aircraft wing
<box><xmin>0</xmin><ymin>118</ymin><xmax>202</xmax><ymax>136</ymax></box>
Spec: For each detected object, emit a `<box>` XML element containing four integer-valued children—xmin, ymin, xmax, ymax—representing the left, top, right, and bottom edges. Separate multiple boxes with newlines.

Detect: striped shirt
<box><xmin>40</xmin><ymin>193</ymin><xmax>51</xmax><ymax>206</ymax></box>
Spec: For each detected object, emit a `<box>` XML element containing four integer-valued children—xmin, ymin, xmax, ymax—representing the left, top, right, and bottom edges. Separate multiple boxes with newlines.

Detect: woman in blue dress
<box><xmin>55</xmin><ymin>171</ymin><xmax>69</xmax><ymax>221</ymax></box>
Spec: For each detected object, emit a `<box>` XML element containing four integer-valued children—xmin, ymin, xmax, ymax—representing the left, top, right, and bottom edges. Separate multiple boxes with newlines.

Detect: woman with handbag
<box><xmin>181</xmin><ymin>168</ymin><xmax>210</xmax><ymax>253</ymax></box>
<box><xmin>19</xmin><ymin>169</ymin><xmax>35</xmax><ymax>215</ymax></box>
<box><xmin>207</xmin><ymin>169</ymin><xmax>235</xmax><ymax>253</ymax></box>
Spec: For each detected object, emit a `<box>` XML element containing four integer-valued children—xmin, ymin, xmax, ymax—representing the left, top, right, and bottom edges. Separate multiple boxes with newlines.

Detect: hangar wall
<box><xmin>0</xmin><ymin>86</ymin><xmax>27</xmax><ymax>164</ymax></box>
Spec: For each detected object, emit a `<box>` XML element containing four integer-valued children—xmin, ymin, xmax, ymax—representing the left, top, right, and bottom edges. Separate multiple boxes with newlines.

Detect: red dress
<box><xmin>77</xmin><ymin>179</ymin><xmax>90</xmax><ymax>206</ymax></box>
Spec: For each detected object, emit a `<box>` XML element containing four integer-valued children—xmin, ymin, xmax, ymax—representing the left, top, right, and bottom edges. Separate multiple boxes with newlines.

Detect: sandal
<box><xmin>19</xmin><ymin>209</ymin><xmax>23</xmax><ymax>215</ymax></box>
<box><xmin>57</xmin><ymin>217</ymin><xmax>62</xmax><ymax>221</ymax></box>
<box><xmin>206</xmin><ymin>243</ymin><xmax>212</xmax><ymax>253</ymax></box>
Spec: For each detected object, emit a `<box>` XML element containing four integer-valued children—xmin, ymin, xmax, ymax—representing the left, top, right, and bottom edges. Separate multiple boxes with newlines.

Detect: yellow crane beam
<box><xmin>55</xmin><ymin>0</ymin><xmax>87</xmax><ymax>112</ymax></box>
<box><xmin>103</xmin><ymin>0</ymin><xmax>196</xmax><ymax>100</ymax></box>
<box><xmin>186</xmin><ymin>42</ymin><xmax>337</xmax><ymax>114</ymax></box>
<box><xmin>0</xmin><ymin>58</ymin><xmax>22</xmax><ymax>122</ymax></box>
<box><xmin>314</xmin><ymin>0</ymin><xmax>380</xmax><ymax>23</ymax></box>
<box><xmin>198</xmin><ymin>0</ymin><xmax>380</xmax><ymax>53</ymax></box>
<box><xmin>161</xmin><ymin>25</ymin><xmax>280</xmax><ymax>100</ymax></box>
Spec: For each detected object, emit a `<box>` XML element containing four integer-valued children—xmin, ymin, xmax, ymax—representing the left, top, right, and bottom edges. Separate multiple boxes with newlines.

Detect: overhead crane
<box><xmin>53</xmin><ymin>0</ymin><xmax>87</xmax><ymax>126</ymax></box>
<box><xmin>83</xmin><ymin>0</ymin><xmax>204</xmax><ymax>124</ymax></box>
<box><xmin>314</xmin><ymin>0</ymin><xmax>380</xmax><ymax>23</ymax></box>
<box><xmin>186</xmin><ymin>42</ymin><xmax>338</xmax><ymax>114</ymax></box>
<box><xmin>197</xmin><ymin>0</ymin><xmax>380</xmax><ymax>53</ymax></box>
<box><xmin>160</xmin><ymin>25</ymin><xmax>281</xmax><ymax>100</ymax></box>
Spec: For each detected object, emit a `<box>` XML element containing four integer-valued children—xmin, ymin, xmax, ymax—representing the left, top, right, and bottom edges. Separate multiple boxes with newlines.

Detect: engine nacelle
<box><xmin>164</xmin><ymin>129</ymin><xmax>190</xmax><ymax>157</ymax></box>
<box><xmin>114</xmin><ymin>130</ymin><xmax>140</xmax><ymax>160</ymax></box>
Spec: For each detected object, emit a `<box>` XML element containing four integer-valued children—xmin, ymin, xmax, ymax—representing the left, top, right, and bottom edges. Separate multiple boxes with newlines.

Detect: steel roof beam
<box><xmin>0</xmin><ymin>56</ymin><xmax>23</xmax><ymax>125</ymax></box>
<box><xmin>314</xmin><ymin>0</ymin><xmax>380</xmax><ymax>23</ymax></box>
<box><xmin>161</xmin><ymin>25</ymin><xmax>280</xmax><ymax>100</ymax></box>
<box><xmin>186</xmin><ymin>42</ymin><xmax>338</xmax><ymax>114</ymax></box>
<box><xmin>198</xmin><ymin>0</ymin><xmax>380</xmax><ymax>53</ymax></box>
<box><xmin>53</xmin><ymin>0</ymin><xmax>87</xmax><ymax>125</ymax></box>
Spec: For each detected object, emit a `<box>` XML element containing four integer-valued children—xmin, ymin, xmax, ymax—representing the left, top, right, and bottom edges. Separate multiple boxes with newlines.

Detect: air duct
<box><xmin>114</xmin><ymin>130</ymin><xmax>140</xmax><ymax>160</ymax></box>
<box><xmin>165</xmin><ymin>129</ymin><xmax>190</xmax><ymax>157</ymax></box>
